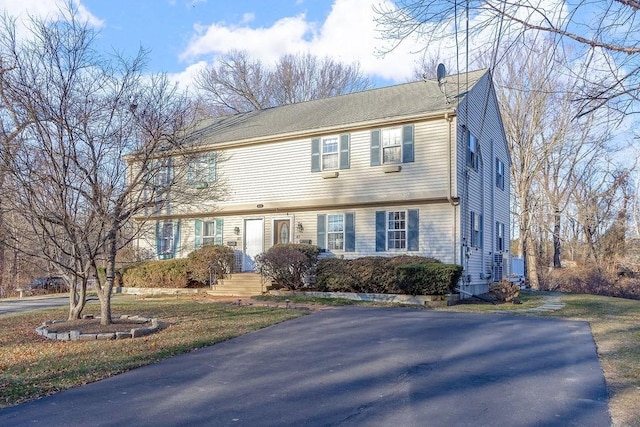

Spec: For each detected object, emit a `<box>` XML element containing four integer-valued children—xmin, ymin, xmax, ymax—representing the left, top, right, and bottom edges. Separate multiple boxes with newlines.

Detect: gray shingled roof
<box><xmin>192</xmin><ymin>69</ymin><xmax>488</xmax><ymax>146</ymax></box>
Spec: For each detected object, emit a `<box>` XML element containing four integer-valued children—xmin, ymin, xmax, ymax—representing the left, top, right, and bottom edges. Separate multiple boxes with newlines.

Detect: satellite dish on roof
<box><xmin>436</xmin><ymin>63</ymin><xmax>448</xmax><ymax>102</ymax></box>
<box><xmin>436</xmin><ymin>63</ymin><xmax>446</xmax><ymax>84</ymax></box>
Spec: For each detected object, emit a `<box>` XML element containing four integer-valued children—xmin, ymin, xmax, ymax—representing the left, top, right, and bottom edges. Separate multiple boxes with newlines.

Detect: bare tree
<box><xmin>374</xmin><ymin>0</ymin><xmax>640</xmax><ymax>116</ymax></box>
<box><xmin>572</xmin><ymin>166</ymin><xmax>630</xmax><ymax>267</ymax></box>
<box><xmin>195</xmin><ymin>50</ymin><xmax>371</xmax><ymax>114</ymax></box>
<box><xmin>0</xmin><ymin>6</ymin><xmax>224</xmax><ymax>323</ymax></box>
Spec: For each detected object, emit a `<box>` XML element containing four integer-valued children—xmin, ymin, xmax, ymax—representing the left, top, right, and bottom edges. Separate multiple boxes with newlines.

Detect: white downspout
<box><xmin>445</xmin><ymin>112</ymin><xmax>459</xmax><ymax>266</ymax></box>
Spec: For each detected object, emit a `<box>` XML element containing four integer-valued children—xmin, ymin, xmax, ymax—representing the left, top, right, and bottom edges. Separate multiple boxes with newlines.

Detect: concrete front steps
<box><xmin>206</xmin><ymin>273</ymin><xmax>268</xmax><ymax>297</ymax></box>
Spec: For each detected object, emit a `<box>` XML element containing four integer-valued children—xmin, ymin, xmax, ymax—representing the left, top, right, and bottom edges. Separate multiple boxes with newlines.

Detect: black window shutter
<box><xmin>402</xmin><ymin>125</ymin><xmax>414</xmax><ymax>163</ymax></box>
<box><xmin>311</xmin><ymin>138</ymin><xmax>321</xmax><ymax>172</ymax></box>
<box><xmin>370</xmin><ymin>130</ymin><xmax>381</xmax><ymax>166</ymax></box>
<box><xmin>316</xmin><ymin>214</ymin><xmax>326</xmax><ymax>249</ymax></box>
<box><xmin>375</xmin><ymin>211</ymin><xmax>386</xmax><ymax>251</ymax></box>
<box><xmin>345</xmin><ymin>213</ymin><xmax>355</xmax><ymax>252</ymax></box>
<box><xmin>339</xmin><ymin>134</ymin><xmax>350</xmax><ymax>169</ymax></box>
<box><xmin>408</xmin><ymin>209</ymin><xmax>419</xmax><ymax>251</ymax></box>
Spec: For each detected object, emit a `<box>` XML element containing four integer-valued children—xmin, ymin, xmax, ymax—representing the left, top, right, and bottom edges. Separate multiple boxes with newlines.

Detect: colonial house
<box><xmin>134</xmin><ymin>69</ymin><xmax>511</xmax><ymax>296</ymax></box>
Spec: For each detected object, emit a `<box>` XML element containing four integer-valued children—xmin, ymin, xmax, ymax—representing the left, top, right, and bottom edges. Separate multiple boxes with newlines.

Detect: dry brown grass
<box><xmin>442</xmin><ymin>291</ymin><xmax>640</xmax><ymax>427</ymax></box>
<box><xmin>0</xmin><ymin>296</ymin><xmax>306</xmax><ymax>408</ymax></box>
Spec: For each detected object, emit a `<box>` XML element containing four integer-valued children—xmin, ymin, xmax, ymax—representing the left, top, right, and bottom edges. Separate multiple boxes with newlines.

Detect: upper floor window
<box><xmin>375</xmin><ymin>209</ymin><xmax>419</xmax><ymax>251</ymax></box>
<box><xmin>317</xmin><ymin>213</ymin><xmax>355</xmax><ymax>252</ymax></box>
<box><xmin>382</xmin><ymin>128</ymin><xmax>402</xmax><ymax>163</ymax></box>
<box><xmin>311</xmin><ymin>134</ymin><xmax>350</xmax><ymax>172</ymax></box>
<box><xmin>370</xmin><ymin>125</ymin><xmax>414</xmax><ymax>166</ymax></box>
<box><xmin>496</xmin><ymin>158</ymin><xmax>505</xmax><ymax>190</ymax></box>
<box><xmin>322</xmin><ymin>137</ymin><xmax>339</xmax><ymax>170</ymax></box>
<box><xmin>496</xmin><ymin>221</ymin><xmax>505</xmax><ymax>252</ymax></box>
<box><xmin>467</xmin><ymin>131</ymin><xmax>479</xmax><ymax>170</ymax></box>
<box><xmin>188</xmin><ymin>152</ymin><xmax>216</xmax><ymax>187</ymax></box>
<box><xmin>156</xmin><ymin>221</ymin><xmax>180</xmax><ymax>259</ymax></box>
<box><xmin>471</xmin><ymin>211</ymin><xmax>483</xmax><ymax>248</ymax></box>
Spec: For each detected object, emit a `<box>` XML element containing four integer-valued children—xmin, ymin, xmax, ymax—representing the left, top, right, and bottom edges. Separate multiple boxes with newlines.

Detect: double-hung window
<box><xmin>195</xmin><ymin>219</ymin><xmax>223</xmax><ymax>248</ymax></box>
<box><xmin>496</xmin><ymin>158</ymin><xmax>505</xmax><ymax>190</ymax></box>
<box><xmin>375</xmin><ymin>210</ymin><xmax>419</xmax><ymax>251</ymax></box>
<box><xmin>370</xmin><ymin>125</ymin><xmax>414</xmax><ymax>166</ymax></box>
<box><xmin>496</xmin><ymin>221</ymin><xmax>505</xmax><ymax>252</ymax></box>
<box><xmin>146</xmin><ymin>158</ymin><xmax>173</xmax><ymax>215</ymax></box>
<box><xmin>156</xmin><ymin>221</ymin><xmax>180</xmax><ymax>259</ymax></box>
<box><xmin>382</xmin><ymin>128</ymin><xmax>402</xmax><ymax>163</ymax></box>
<box><xmin>327</xmin><ymin>214</ymin><xmax>345</xmax><ymax>250</ymax></box>
<box><xmin>387</xmin><ymin>211</ymin><xmax>406</xmax><ymax>249</ymax></box>
<box><xmin>467</xmin><ymin>131</ymin><xmax>479</xmax><ymax>170</ymax></box>
<box><xmin>316</xmin><ymin>213</ymin><xmax>355</xmax><ymax>252</ymax></box>
<box><xmin>311</xmin><ymin>134</ymin><xmax>350</xmax><ymax>172</ymax></box>
<box><xmin>322</xmin><ymin>137</ymin><xmax>339</xmax><ymax>170</ymax></box>
<box><xmin>471</xmin><ymin>211</ymin><xmax>483</xmax><ymax>248</ymax></box>
<box><xmin>188</xmin><ymin>152</ymin><xmax>216</xmax><ymax>187</ymax></box>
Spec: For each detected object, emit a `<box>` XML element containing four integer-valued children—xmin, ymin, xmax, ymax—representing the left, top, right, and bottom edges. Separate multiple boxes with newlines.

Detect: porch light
<box><xmin>297</xmin><ymin>222</ymin><xmax>304</xmax><ymax>232</ymax></box>
<box><xmin>234</xmin><ymin>226</ymin><xmax>240</xmax><ymax>235</ymax></box>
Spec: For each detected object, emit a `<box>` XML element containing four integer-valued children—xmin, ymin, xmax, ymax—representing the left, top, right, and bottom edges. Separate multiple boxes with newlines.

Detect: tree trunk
<box><xmin>97</xmin><ymin>229</ymin><xmax>118</xmax><ymax>325</ymax></box>
<box><xmin>524</xmin><ymin>234</ymin><xmax>541</xmax><ymax>289</ymax></box>
<box><xmin>553</xmin><ymin>209</ymin><xmax>562</xmax><ymax>268</ymax></box>
<box><xmin>68</xmin><ymin>276</ymin><xmax>87</xmax><ymax>320</ymax></box>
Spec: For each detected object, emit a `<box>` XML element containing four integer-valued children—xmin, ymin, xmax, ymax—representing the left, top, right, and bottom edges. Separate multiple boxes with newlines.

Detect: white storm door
<box><xmin>243</xmin><ymin>219</ymin><xmax>264</xmax><ymax>271</ymax></box>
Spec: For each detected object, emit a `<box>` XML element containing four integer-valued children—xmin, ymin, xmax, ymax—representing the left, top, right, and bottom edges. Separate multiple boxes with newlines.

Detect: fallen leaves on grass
<box><xmin>0</xmin><ymin>298</ymin><xmax>306</xmax><ymax>408</ymax></box>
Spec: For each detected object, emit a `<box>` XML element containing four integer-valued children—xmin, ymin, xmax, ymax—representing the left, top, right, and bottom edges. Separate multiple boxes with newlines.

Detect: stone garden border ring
<box><xmin>35</xmin><ymin>315</ymin><xmax>165</xmax><ymax>341</ymax></box>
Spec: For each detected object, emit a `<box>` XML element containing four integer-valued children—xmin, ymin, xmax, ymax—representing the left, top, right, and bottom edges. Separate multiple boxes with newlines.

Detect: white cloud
<box><xmin>168</xmin><ymin>60</ymin><xmax>208</xmax><ymax>92</ymax></box>
<box><xmin>179</xmin><ymin>0</ymin><xmax>422</xmax><ymax>83</ymax></box>
<box><xmin>0</xmin><ymin>0</ymin><xmax>103</xmax><ymax>36</ymax></box>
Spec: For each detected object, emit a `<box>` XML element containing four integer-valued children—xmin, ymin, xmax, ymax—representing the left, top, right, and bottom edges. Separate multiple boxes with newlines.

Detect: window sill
<box><xmin>321</xmin><ymin>171</ymin><xmax>339</xmax><ymax>179</ymax></box>
<box><xmin>382</xmin><ymin>165</ymin><xmax>402</xmax><ymax>173</ymax></box>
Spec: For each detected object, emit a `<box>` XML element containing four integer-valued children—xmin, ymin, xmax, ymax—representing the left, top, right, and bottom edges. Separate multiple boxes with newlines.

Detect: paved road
<box><xmin>0</xmin><ymin>295</ymin><xmax>70</xmax><ymax>315</ymax></box>
<box><xmin>0</xmin><ymin>307</ymin><xmax>610</xmax><ymax>426</ymax></box>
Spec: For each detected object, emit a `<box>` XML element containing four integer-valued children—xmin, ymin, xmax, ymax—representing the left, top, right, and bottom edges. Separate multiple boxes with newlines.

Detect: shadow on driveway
<box><xmin>0</xmin><ymin>307</ymin><xmax>610</xmax><ymax>426</ymax></box>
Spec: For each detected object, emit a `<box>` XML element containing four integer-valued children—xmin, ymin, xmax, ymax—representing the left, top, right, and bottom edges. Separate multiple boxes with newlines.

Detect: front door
<box><xmin>243</xmin><ymin>219</ymin><xmax>264</xmax><ymax>271</ymax></box>
<box><xmin>273</xmin><ymin>219</ymin><xmax>292</xmax><ymax>245</ymax></box>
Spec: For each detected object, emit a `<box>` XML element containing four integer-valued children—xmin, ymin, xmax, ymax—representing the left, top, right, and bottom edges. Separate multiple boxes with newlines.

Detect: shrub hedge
<box><xmin>122</xmin><ymin>258</ymin><xmax>190</xmax><ymax>288</ymax></box>
<box><xmin>396</xmin><ymin>263</ymin><xmax>463</xmax><ymax>295</ymax></box>
<box><xmin>256</xmin><ymin>244</ymin><xmax>320</xmax><ymax>290</ymax></box>
<box><xmin>120</xmin><ymin>245</ymin><xmax>235</xmax><ymax>288</ymax></box>
<box><xmin>316</xmin><ymin>256</ymin><xmax>460</xmax><ymax>295</ymax></box>
<box><xmin>187</xmin><ymin>245</ymin><xmax>236</xmax><ymax>285</ymax></box>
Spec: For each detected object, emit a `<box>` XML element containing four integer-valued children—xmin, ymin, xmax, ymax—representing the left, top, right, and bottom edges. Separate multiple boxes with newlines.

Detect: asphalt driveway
<box><xmin>0</xmin><ymin>307</ymin><xmax>610</xmax><ymax>426</ymax></box>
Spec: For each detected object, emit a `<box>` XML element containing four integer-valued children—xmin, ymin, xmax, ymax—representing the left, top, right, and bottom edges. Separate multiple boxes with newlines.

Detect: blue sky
<box><xmin>0</xmin><ymin>0</ymin><xmax>429</xmax><ymax>90</ymax></box>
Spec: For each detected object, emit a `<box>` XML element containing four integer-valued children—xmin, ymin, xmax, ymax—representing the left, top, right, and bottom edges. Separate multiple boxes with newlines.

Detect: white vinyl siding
<box><xmin>200</xmin><ymin>121</ymin><xmax>441</xmax><ymax>215</ymax></box>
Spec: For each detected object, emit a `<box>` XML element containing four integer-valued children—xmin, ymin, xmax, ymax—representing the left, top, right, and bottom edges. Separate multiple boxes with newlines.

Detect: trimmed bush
<box><xmin>256</xmin><ymin>244</ymin><xmax>320</xmax><ymax>290</ymax></box>
<box><xmin>187</xmin><ymin>245</ymin><xmax>236</xmax><ymax>285</ymax></box>
<box><xmin>313</xmin><ymin>258</ymin><xmax>360</xmax><ymax>292</ymax></box>
<box><xmin>396</xmin><ymin>263</ymin><xmax>462</xmax><ymax>296</ymax></box>
<box><xmin>122</xmin><ymin>259</ymin><xmax>190</xmax><ymax>288</ymax></box>
<box><xmin>315</xmin><ymin>256</ymin><xmax>458</xmax><ymax>295</ymax></box>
